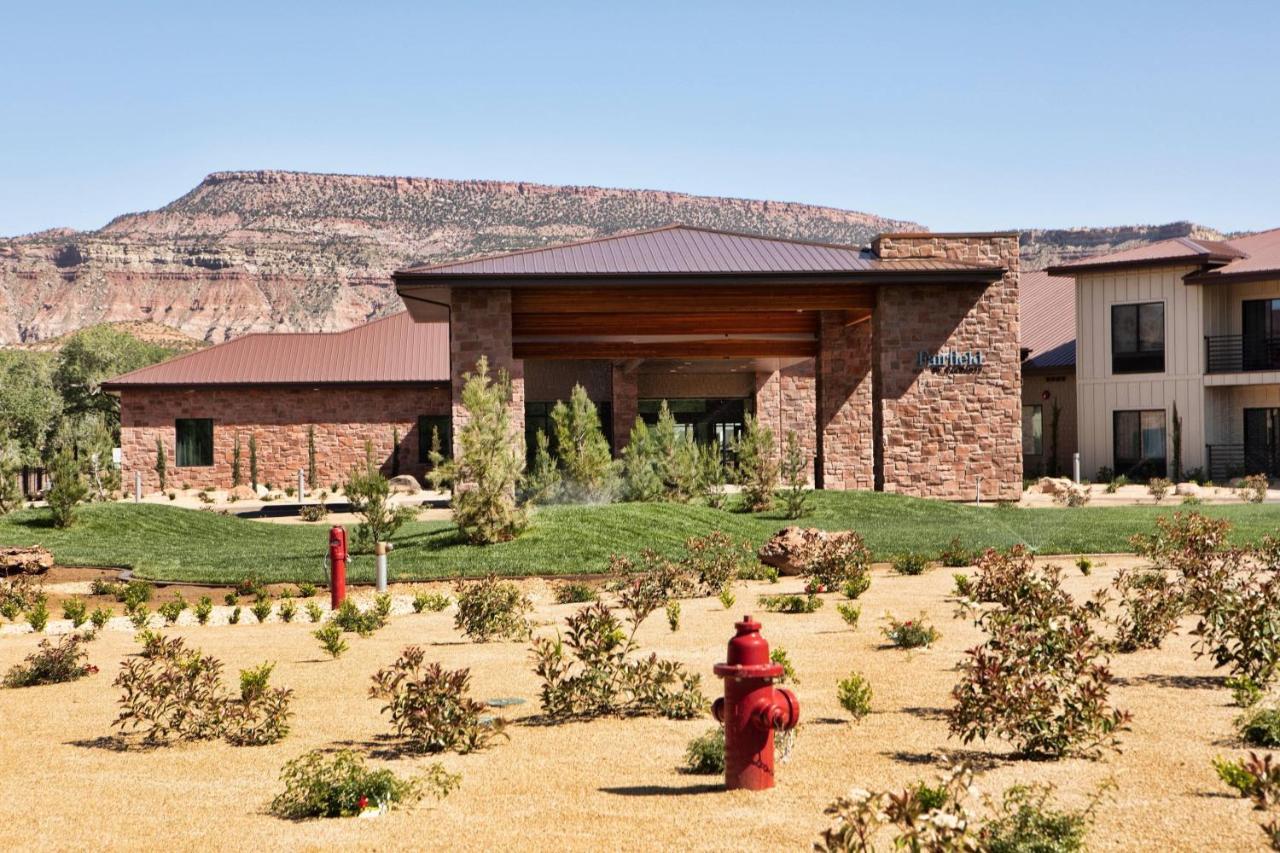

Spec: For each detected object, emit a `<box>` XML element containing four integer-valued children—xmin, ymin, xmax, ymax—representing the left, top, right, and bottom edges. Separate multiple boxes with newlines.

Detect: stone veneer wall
<box><xmin>119</xmin><ymin>384</ymin><xmax>450</xmax><ymax>492</ymax></box>
<box><xmin>871</xmin><ymin>234</ymin><xmax>1022</xmax><ymax>500</ymax></box>
<box><xmin>449</xmin><ymin>288</ymin><xmax>524</xmax><ymax>458</ymax></box>
<box><xmin>611</xmin><ymin>362</ymin><xmax>638</xmax><ymax>456</ymax></box>
<box><xmin>754</xmin><ymin>361</ymin><xmax>817</xmax><ymax>484</ymax></box>
<box><xmin>817</xmin><ymin>313</ymin><xmax>875</xmax><ymax>490</ymax></box>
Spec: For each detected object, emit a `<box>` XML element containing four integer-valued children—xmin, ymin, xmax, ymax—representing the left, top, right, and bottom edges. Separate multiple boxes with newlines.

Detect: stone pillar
<box><xmin>610</xmin><ymin>361</ymin><xmax>638</xmax><ymax>456</ymax></box>
<box><xmin>754</xmin><ymin>360</ymin><xmax>817</xmax><ymax>484</ymax></box>
<box><xmin>449</xmin><ymin>288</ymin><xmax>524</xmax><ymax>459</ymax></box>
<box><xmin>816</xmin><ymin>313</ymin><xmax>875</xmax><ymax>490</ymax></box>
<box><xmin>871</xmin><ymin>233</ymin><xmax>1021</xmax><ymax>501</ymax></box>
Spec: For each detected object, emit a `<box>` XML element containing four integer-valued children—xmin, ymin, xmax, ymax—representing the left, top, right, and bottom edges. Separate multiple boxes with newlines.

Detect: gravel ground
<box><xmin>0</xmin><ymin>559</ymin><xmax>1266</xmax><ymax>851</ymax></box>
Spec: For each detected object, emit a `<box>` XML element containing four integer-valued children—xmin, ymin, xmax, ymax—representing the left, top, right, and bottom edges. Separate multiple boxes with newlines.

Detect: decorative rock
<box><xmin>1175</xmin><ymin>482</ymin><xmax>1202</xmax><ymax>497</ymax></box>
<box><xmin>1036</xmin><ymin>477</ymin><xmax>1075</xmax><ymax>496</ymax></box>
<box><xmin>227</xmin><ymin>485</ymin><xmax>257</xmax><ymax>501</ymax></box>
<box><xmin>388</xmin><ymin>474</ymin><xmax>421</xmax><ymax>494</ymax></box>
<box><xmin>1</xmin><ymin>545</ymin><xmax>54</xmax><ymax>576</ymax></box>
<box><xmin>758</xmin><ymin>526</ymin><xmax>861</xmax><ymax>576</ymax></box>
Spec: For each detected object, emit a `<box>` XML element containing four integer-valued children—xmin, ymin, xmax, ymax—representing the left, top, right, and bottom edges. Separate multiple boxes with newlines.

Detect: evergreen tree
<box><xmin>732</xmin><ymin>414</ymin><xmax>777</xmax><ymax>512</ymax></box>
<box><xmin>232</xmin><ymin>434</ymin><xmax>243</xmax><ymax>488</ymax></box>
<box><xmin>46</xmin><ymin>447</ymin><xmax>88</xmax><ymax>528</ymax></box>
<box><xmin>425</xmin><ymin>426</ymin><xmax>451</xmax><ymax>492</ymax></box>
<box><xmin>451</xmin><ymin>357</ymin><xmax>526</xmax><ymax>544</ymax></box>
<box><xmin>697</xmin><ymin>439</ymin><xmax>728</xmax><ymax>509</ymax></box>
<box><xmin>522</xmin><ymin>428</ymin><xmax>562</xmax><ymax>504</ymax></box>
<box><xmin>249</xmin><ymin>434</ymin><xmax>259</xmax><ymax>490</ymax></box>
<box><xmin>306</xmin><ymin>425</ymin><xmax>317</xmax><ymax>491</ymax></box>
<box><xmin>549</xmin><ymin>384</ymin><xmax>615</xmax><ymax>502</ymax></box>
<box><xmin>154</xmin><ymin>435</ymin><xmax>167</xmax><ymax>492</ymax></box>
<box><xmin>621</xmin><ymin>419</ymin><xmax>663</xmax><ymax>502</ymax></box>
<box><xmin>779</xmin><ymin>430</ymin><xmax>811</xmax><ymax>519</ymax></box>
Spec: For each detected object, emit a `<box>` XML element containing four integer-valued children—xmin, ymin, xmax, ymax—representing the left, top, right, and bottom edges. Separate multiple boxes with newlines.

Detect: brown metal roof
<box><xmin>1019</xmin><ymin>270</ymin><xmax>1075</xmax><ymax>370</ymax></box>
<box><xmin>1185</xmin><ymin>227</ymin><xmax>1280</xmax><ymax>284</ymax></box>
<box><xmin>397</xmin><ymin>224</ymin><xmax>1002</xmax><ymax>278</ymax></box>
<box><xmin>103</xmin><ymin>312</ymin><xmax>449</xmax><ymax>388</ymax></box>
<box><xmin>1045</xmin><ymin>235</ymin><xmax>1246</xmax><ymax>275</ymax></box>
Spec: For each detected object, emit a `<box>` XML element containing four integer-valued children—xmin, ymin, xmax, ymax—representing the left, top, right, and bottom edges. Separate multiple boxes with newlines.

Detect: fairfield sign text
<box><xmin>916</xmin><ymin>350</ymin><xmax>985</xmax><ymax>373</ymax></box>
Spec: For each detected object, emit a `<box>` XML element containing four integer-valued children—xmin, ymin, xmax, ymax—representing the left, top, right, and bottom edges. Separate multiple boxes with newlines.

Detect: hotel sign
<box><xmin>916</xmin><ymin>350</ymin><xmax>985</xmax><ymax>373</ymax></box>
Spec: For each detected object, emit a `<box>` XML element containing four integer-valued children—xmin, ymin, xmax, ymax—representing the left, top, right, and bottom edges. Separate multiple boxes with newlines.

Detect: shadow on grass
<box><xmin>599</xmin><ymin>783</ymin><xmax>723</xmax><ymax>797</ymax></box>
<box><xmin>11</xmin><ymin>515</ymin><xmax>56</xmax><ymax>530</ymax></box>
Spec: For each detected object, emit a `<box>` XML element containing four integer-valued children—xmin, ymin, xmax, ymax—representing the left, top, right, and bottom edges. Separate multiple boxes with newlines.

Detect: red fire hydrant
<box><xmin>712</xmin><ymin>615</ymin><xmax>800</xmax><ymax>791</ymax></box>
<box><xmin>327</xmin><ymin>526</ymin><xmax>347</xmax><ymax>609</ymax></box>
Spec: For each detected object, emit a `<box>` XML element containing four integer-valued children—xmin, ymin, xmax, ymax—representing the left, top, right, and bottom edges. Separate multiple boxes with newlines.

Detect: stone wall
<box><xmin>872</xmin><ymin>234</ymin><xmax>1022</xmax><ymax>500</ymax></box>
<box><xmin>449</xmin><ymin>287</ymin><xmax>524</xmax><ymax>458</ymax></box>
<box><xmin>611</xmin><ymin>362</ymin><xmax>638</xmax><ymax>455</ymax></box>
<box><xmin>817</xmin><ymin>313</ymin><xmax>875</xmax><ymax>490</ymax></box>
<box><xmin>754</xmin><ymin>360</ymin><xmax>817</xmax><ymax>484</ymax></box>
<box><xmin>119</xmin><ymin>384</ymin><xmax>450</xmax><ymax>492</ymax></box>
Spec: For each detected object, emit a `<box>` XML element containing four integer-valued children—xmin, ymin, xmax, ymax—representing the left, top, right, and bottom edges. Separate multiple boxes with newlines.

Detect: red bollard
<box><xmin>327</xmin><ymin>526</ymin><xmax>347</xmax><ymax>609</ymax></box>
<box><xmin>712</xmin><ymin>615</ymin><xmax>800</xmax><ymax>791</ymax></box>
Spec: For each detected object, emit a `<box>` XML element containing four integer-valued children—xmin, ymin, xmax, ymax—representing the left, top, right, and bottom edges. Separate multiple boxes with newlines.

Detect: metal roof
<box><xmin>1020</xmin><ymin>270</ymin><xmax>1076</xmax><ymax>370</ymax></box>
<box><xmin>1185</xmin><ymin>227</ymin><xmax>1280</xmax><ymax>283</ymax></box>
<box><xmin>103</xmin><ymin>312</ymin><xmax>449</xmax><ymax>388</ymax></box>
<box><xmin>1045</xmin><ymin>235</ymin><xmax>1246</xmax><ymax>275</ymax></box>
<box><xmin>397</xmin><ymin>224</ymin><xmax>1002</xmax><ymax>278</ymax></box>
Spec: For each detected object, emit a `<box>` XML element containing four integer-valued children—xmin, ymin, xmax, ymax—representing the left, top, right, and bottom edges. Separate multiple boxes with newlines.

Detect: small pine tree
<box><xmin>46</xmin><ymin>447</ymin><xmax>88</xmax><ymax>528</ymax></box>
<box><xmin>668</xmin><ymin>434</ymin><xmax>701</xmax><ymax>502</ymax></box>
<box><xmin>391</xmin><ymin>427</ymin><xmax>401</xmax><ymax>478</ymax></box>
<box><xmin>621</xmin><ymin>419</ymin><xmax>664</xmax><ymax>502</ymax></box>
<box><xmin>549</xmin><ymin>384</ymin><xmax>615</xmax><ymax>502</ymax></box>
<box><xmin>522</xmin><ymin>428</ymin><xmax>562</xmax><ymax>504</ymax></box>
<box><xmin>651</xmin><ymin>401</ymin><xmax>679</xmax><ymax>496</ymax></box>
<box><xmin>450</xmin><ymin>357</ymin><xmax>526</xmax><ymax>544</ymax></box>
<box><xmin>154</xmin><ymin>436</ymin><xmax>167</xmax><ymax>492</ymax></box>
<box><xmin>733</xmin><ymin>414</ymin><xmax>777</xmax><ymax>512</ymax></box>
<box><xmin>1171</xmin><ymin>401</ymin><xmax>1183</xmax><ymax>482</ymax></box>
<box><xmin>248</xmin><ymin>434</ymin><xmax>259</xmax><ymax>490</ymax></box>
<box><xmin>232</xmin><ymin>434</ymin><xmax>243</xmax><ymax>488</ymax></box>
<box><xmin>306</xmin><ymin>425</ymin><xmax>317</xmax><ymax>490</ymax></box>
<box><xmin>698</xmin><ymin>440</ymin><xmax>728</xmax><ymax>509</ymax></box>
<box><xmin>425</xmin><ymin>425</ymin><xmax>451</xmax><ymax>492</ymax></box>
<box><xmin>779</xmin><ymin>431</ymin><xmax>810</xmax><ymax>519</ymax></box>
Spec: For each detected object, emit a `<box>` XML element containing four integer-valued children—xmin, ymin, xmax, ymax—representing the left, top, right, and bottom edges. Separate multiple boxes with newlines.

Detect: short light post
<box><xmin>1072</xmin><ymin>452</ymin><xmax>1081</xmax><ymax>485</ymax></box>
<box><xmin>134</xmin><ymin>471</ymin><xmax>142</xmax><ymax>503</ymax></box>
<box><xmin>297</xmin><ymin>468</ymin><xmax>305</xmax><ymax>500</ymax></box>
<box><xmin>375</xmin><ymin>541</ymin><xmax>393</xmax><ymax>593</ymax></box>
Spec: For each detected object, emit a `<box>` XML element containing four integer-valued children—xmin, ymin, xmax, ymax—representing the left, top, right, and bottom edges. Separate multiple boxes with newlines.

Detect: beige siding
<box><xmin>1203</xmin><ymin>277</ymin><xmax>1280</xmax><ymax>337</ymax></box>
<box><xmin>1022</xmin><ymin>372</ymin><xmax>1076</xmax><ymax>476</ymax></box>
<box><xmin>1075</xmin><ymin>266</ymin><xmax>1206</xmax><ymax>477</ymax></box>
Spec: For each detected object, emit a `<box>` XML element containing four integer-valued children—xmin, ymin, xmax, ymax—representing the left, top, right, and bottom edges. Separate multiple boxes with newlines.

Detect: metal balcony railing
<box><xmin>1205</xmin><ymin>335</ymin><xmax>1280</xmax><ymax>374</ymax></box>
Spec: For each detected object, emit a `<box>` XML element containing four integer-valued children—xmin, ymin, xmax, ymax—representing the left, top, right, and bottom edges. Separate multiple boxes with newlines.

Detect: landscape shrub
<box><xmin>449</xmin><ymin>357</ymin><xmax>527</xmax><ymax>544</ymax></box>
<box><xmin>90</xmin><ymin>607</ymin><xmax>111</xmax><ymax>629</ymax></box>
<box><xmin>453</xmin><ymin>575</ymin><xmax>531</xmax><ymax>642</ymax></box>
<box><xmin>983</xmin><ymin>783</ymin><xmax>1094</xmax><ymax>852</ymax></box>
<box><xmin>665</xmin><ymin>600</ymin><xmax>680</xmax><ymax>631</ymax></box>
<box><xmin>548</xmin><ymin>384</ymin><xmax>616</xmax><ymax>502</ymax></box>
<box><xmin>369</xmin><ymin>646</ymin><xmax>506</xmax><ymax>753</ymax></box>
<box><xmin>3</xmin><ymin>634</ymin><xmax>97</xmax><ymax>687</ymax></box>
<box><xmin>718</xmin><ymin>587</ymin><xmax>736</xmax><ymax>610</ymax></box>
<box><xmin>731</xmin><ymin>414</ymin><xmax>777</xmax><ymax>512</ymax></box>
<box><xmin>836</xmin><ymin>603</ymin><xmax>860</xmax><ymax>629</ymax></box>
<box><xmin>46</xmin><ymin>447</ymin><xmax>88</xmax><ymax>528</ymax></box>
<box><xmin>249</xmin><ymin>434</ymin><xmax>259</xmax><ymax>490</ymax></box>
<box><xmin>842</xmin><ymin>576</ymin><xmax>870</xmax><ymax>600</ymax></box>
<box><xmin>1105</xmin><ymin>474</ymin><xmax>1127</xmax><ymax>494</ymax></box>
<box><xmin>1147</xmin><ymin>477</ymin><xmax>1172</xmax><ymax>502</ymax></box>
<box><xmin>938</xmin><ymin>536</ymin><xmax>976</xmax><ymax>568</ymax></box>
<box><xmin>1229</xmin><ymin>675</ymin><xmax>1265</xmax><ymax>708</ymax></box>
<box><xmin>949</xmin><ymin>560</ymin><xmax>1128</xmax><ymax>759</ymax></box>
<box><xmin>890</xmin><ymin>552</ymin><xmax>931</xmax><ymax>576</ymax></box>
<box><xmin>251</xmin><ymin>598</ymin><xmax>273</xmax><ymax>624</ymax></box>
<box><xmin>314</xmin><ymin>623</ymin><xmax>348</xmax><ymax>658</ymax></box>
<box><xmin>803</xmin><ymin>533</ymin><xmax>872</xmax><ymax>593</ymax></box>
<box><xmin>298</xmin><ymin>582</ymin><xmax>317</xmax><ymax>598</ymax></box>
<box><xmin>126</xmin><ymin>602</ymin><xmax>150</xmax><ymax>630</ymax></box>
<box><xmin>233</xmin><ymin>575</ymin><xmax>264</xmax><ymax>599</ymax></box>
<box><xmin>62</xmin><ymin>597</ymin><xmax>88</xmax><ymax>628</ymax></box>
<box><xmin>952</xmin><ymin>573</ymin><xmax>973</xmax><ymax>598</ymax></box>
<box><xmin>757</xmin><ymin>593</ymin><xmax>822</xmax><ymax>614</ymax></box>
<box><xmin>683</xmin><ymin>531</ymin><xmax>754</xmax><ymax>595</ymax></box>
<box><xmin>412</xmin><ymin>592</ymin><xmax>450</xmax><ymax>613</ymax></box>
<box><xmin>836</xmin><ymin>673</ymin><xmax>872</xmax><ymax>720</ymax></box>
<box><xmin>298</xmin><ymin>503</ymin><xmax>328</xmax><ymax>523</ymax></box>
<box><xmin>1131</xmin><ymin>512</ymin><xmax>1233</xmax><ymax>611</ymax></box>
<box><xmin>1240</xmin><ymin>473</ymin><xmax>1270</xmax><ymax>504</ymax></box>
<box><xmin>882</xmin><ymin>614</ymin><xmax>938</xmax><ymax>649</ymax></box>
<box><xmin>269</xmin><ymin>748</ymin><xmax>458</xmax><ymax>820</ymax></box>
<box><xmin>608</xmin><ymin>548</ymin><xmax>697</xmax><ymax>603</ymax></box>
<box><xmin>683</xmin><ymin>727</ymin><xmax>725</xmax><ymax>774</ymax></box>
<box><xmin>345</xmin><ymin>466</ymin><xmax>414</xmax><ymax>552</ymax></box>
<box><xmin>1193</xmin><ymin>572</ymin><xmax>1280</xmax><ymax>685</ymax></box>
<box><xmin>26</xmin><ymin>598</ymin><xmax>49</xmax><ymax>632</ymax></box>
<box><xmin>223</xmin><ymin>662</ymin><xmax>294</xmax><ymax>746</ymax></box>
<box><xmin>1239</xmin><ymin>707</ymin><xmax>1280</xmax><ymax>748</ymax></box>
<box><xmin>554</xmin><ymin>582</ymin><xmax>597</xmax><ymax>604</ymax></box>
<box><xmin>113</xmin><ymin>637</ymin><xmax>227</xmax><ymax>743</ymax></box>
<box><xmin>228</xmin><ymin>606</ymin><xmax>242</xmax><ymax>624</ymax></box>
<box><xmin>969</xmin><ymin>545</ymin><xmax>1038</xmax><ymax>606</ymax></box>
<box><xmin>331</xmin><ymin>599</ymin><xmax>385</xmax><ymax>637</ymax></box>
<box><xmin>770</xmin><ymin>647</ymin><xmax>799</xmax><ymax>684</ymax></box>
<box><xmin>373</xmin><ymin>593</ymin><xmax>392</xmax><ymax>621</ymax></box>
<box><xmin>154</xmin><ymin>436</ymin><xmax>167</xmax><ymax>492</ymax></box>
<box><xmin>1076</xmin><ymin>557</ymin><xmax>1093</xmax><ymax>575</ymax></box>
<box><xmin>530</xmin><ymin>599</ymin><xmax>705</xmax><ymax>720</ymax></box>
<box><xmin>1112</xmin><ymin>568</ymin><xmax>1185</xmax><ymax>652</ymax></box>
<box><xmin>278</xmin><ymin>600</ymin><xmax>297</xmax><ymax>623</ymax></box>
<box><xmin>1215</xmin><ymin>753</ymin><xmax>1280</xmax><ymax>809</ymax></box>
<box><xmin>305</xmin><ymin>602</ymin><xmax>324</xmax><ymax>623</ymax></box>
<box><xmin>778</xmin><ymin>430</ymin><xmax>811</xmax><ymax>519</ymax></box>
<box><xmin>194</xmin><ymin>596</ymin><xmax>213</xmax><ymax>625</ymax></box>
<box><xmin>157</xmin><ymin>594</ymin><xmax>187</xmax><ymax>625</ymax></box>
<box><xmin>136</xmin><ymin>629</ymin><xmax>168</xmax><ymax>658</ymax></box>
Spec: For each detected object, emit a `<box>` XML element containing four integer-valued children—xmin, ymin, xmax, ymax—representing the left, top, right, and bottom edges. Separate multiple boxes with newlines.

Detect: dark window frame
<box><xmin>1111</xmin><ymin>301</ymin><xmax>1165</xmax><ymax>375</ymax></box>
<box><xmin>1113</xmin><ymin>409</ymin><xmax>1167</xmax><ymax>479</ymax></box>
<box><xmin>1022</xmin><ymin>404</ymin><xmax>1043</xmax><ymax>457</ymax></box>
<box><xmin>175</xmin><ymin>418</ymin><xmax>214</xmax><ymax>468</ymax></box>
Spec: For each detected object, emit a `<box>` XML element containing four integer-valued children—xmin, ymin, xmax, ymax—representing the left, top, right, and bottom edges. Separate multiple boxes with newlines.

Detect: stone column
<box><xmin>754</xmin><ymin>360</ymin><xmax>817</xmax><ymax>484</ymax></box>
<box><xmin>610</xmin><ymin>361</ymin><xmax>638</xmax><ymax>456</ymax></box>
<box><xmin>448</xmin><ymin>288</ymin><xmax>524</xmax><ymax>459</ymax></box>
<box><xmin>816</xmin><ymin>313</ymin><xmax>875</xmax><ymax>490</ymax></box>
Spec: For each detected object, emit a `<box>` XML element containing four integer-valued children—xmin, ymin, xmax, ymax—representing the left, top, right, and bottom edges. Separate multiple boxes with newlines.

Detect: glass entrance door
<box><xmin>1244</xmin><ymin>408</ymin><xmax>1280</xmax><ymax>477</ymax></box>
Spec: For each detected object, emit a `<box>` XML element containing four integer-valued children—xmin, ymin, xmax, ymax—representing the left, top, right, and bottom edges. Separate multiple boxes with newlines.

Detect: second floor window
<box><xmin>1111</xmin><ymin>302</ymin><xmax>1164</xmax><ymax>374</ymax></box>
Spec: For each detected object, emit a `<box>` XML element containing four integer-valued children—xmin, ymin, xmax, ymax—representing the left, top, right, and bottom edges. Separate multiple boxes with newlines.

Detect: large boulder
<box><xmin>758</xmin><ymin>526</ymin><xmax>861</xmax><ymax>576</ymax></box>
<box><xmin>1</xmin><ymin>545</ymin><xmax>53</xmax><ymax>576</ymax></box>
<box><xmin>227</xmin><ymin>485</ymin><xmax>257</xmax><ymax>501</ymax></box>
<box><xmin>1175</xmin><ymin>482</ymin><xmax>1203</xmax><ymax>497</ymax></box>
<box><xmin>1036</xmin><ymin>477</ymin><xmax>1075</xmax><ymax>496</ymax></box>
<box><xmin>388</xmin><ymin>474</ymin><xmax>421</xmax><ymax>495</ymax></box>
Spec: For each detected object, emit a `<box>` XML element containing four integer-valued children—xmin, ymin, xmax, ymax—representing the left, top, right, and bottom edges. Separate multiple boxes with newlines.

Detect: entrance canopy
<box><xmin>393</xmin><ymin>225</ymin><xmax>1004</xmax><ymax>361</ymax></box>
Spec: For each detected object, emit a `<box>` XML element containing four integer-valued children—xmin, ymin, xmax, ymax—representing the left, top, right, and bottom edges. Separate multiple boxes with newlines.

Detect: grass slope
<box><xmin>1</xmin><ymin>492</ymin><xmax>1276</xmax><ymax>584</ymax></box>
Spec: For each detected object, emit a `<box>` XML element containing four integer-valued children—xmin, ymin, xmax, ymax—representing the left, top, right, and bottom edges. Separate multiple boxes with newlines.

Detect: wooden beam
<box><xmin>510</xmin><ymin>285</ymin><xmax>874</xmax><ymax>314</ymax></box>
<box><xmin>512</xmin><ymin>311</ymin><xmax>818</xmax><ymax>336</ymax></box>
<box><xmin>513</xmin><ymin>338</ymin><xmax>818</xmax><ymax>360</ymax></box>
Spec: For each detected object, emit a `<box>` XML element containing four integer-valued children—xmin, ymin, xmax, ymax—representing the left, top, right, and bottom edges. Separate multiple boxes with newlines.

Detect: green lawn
<box><xmin>1</xmin><ymin>493</ymin><xmax>1277</xmax><ymax>585</ymax></box>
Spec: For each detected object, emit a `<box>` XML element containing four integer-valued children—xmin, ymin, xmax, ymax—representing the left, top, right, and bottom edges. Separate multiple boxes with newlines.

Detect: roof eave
<box><xmin>1045</xmin><ymin>255</ymin><xmax>1234</xmax><ymax>276</ymax></box>
<box><xmin>394</xmin><ymin>268</ymin><xmax>1007</xmax><ymax>289</ymax></box>
<box><xmin>1184</xmin><ymin>268</ymin><xmax>1280</xmax><ymax>285</ymax></box>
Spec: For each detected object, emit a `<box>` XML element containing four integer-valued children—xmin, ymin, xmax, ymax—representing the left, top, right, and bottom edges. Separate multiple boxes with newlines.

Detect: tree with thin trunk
<box><xmin>154</xmin><ymin>436</ymin><xmax>167</xmax><ymax>492</ymax></box>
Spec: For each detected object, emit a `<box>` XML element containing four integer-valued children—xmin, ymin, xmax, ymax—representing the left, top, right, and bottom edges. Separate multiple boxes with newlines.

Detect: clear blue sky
<box><xmin>2</xmin><ymin>0</ymin><xmax>1278</xmax><ymax>236</ymax></box>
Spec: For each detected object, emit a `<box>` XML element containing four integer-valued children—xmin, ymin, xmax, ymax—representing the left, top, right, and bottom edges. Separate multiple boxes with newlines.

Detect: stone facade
<box><xmin>817</xmin><ymin>313</ymin><xmax>875</xmax><ymax>490</ymax></box>
<box><xmin>611</xmin><ymin>362</ymin><xmax>638</xmax><ymax>455</ymax></box>
<box><xmin>872</xmin><ymin>234</ymin><xmax>1022</xmax><ymax>501</ymax></box>
<box><xmin>449</xmin><ymin>287</ymin><xmax>525</xmax><ymax>458</ymax></box>
<box><xmin>754</xmin><ymin>360</ymin><xmax>818</xmax><ymax>483</ymax></box>
<box><xmin>119</xmin><ymin>384</ymin><xmax>450</xmax><ymax>492</ymax></box>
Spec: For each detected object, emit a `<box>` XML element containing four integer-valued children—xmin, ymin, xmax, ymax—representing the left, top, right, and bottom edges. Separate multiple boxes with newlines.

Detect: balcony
<box><xmin>1205</xmin><ymin>335</ymin><xmax>1280</xmax><ymax>374</ymax></box>
<box><xmin>1205</xmin><ymin>444</ymin><xmax>1245</xmax><ymax>482</ymax></box>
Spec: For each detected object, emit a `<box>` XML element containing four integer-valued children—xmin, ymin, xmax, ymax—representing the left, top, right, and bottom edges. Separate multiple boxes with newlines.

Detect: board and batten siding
<box><xmin>1075</xmin><ymin>265</ymin><xmax>1206</xmax><ymax>478</ymax></box>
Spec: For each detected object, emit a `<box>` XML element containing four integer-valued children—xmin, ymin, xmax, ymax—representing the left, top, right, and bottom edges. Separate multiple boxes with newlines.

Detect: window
<box><xmin>1111</xmin><ymin>302</ymin><xmax>1164</xmax><ymax>374</ymax></box>
<box><xmin>1113</xmin><ymin>409</ymin><xmax>1167</xmax><ymax>478</ymax></box>
<box><xmin>175</xmin><ymin>419</ymin><xmax>213</xmax><ymax>467</ymax></box>
<box><xmin>418</xmin><ymin>415</ymin><xmax>451</xmax><ymax>464</ymax></box>
<box><xmin>1242</xmin><ymin>299</ymin><xmax>1280</xmax><ymax>371</ymax></box>
<box><xmin>1021</xmin><ymin>405</ymin><xmax>1043</xmax><ymax>456</ymax></box>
